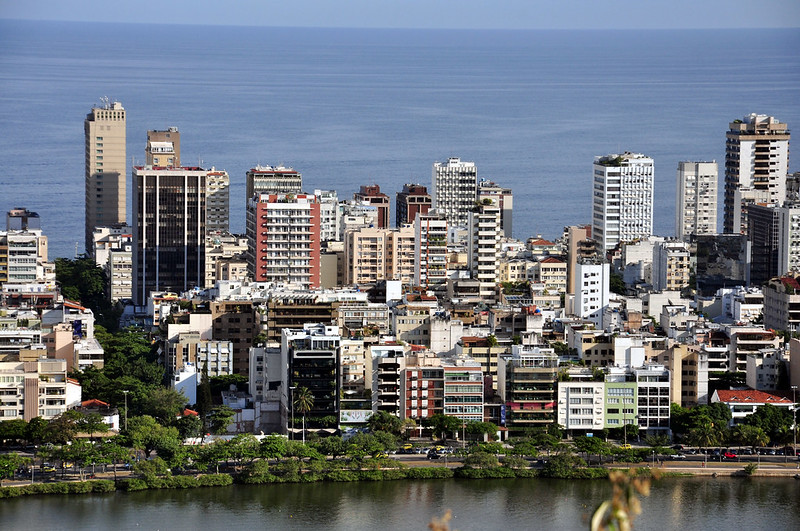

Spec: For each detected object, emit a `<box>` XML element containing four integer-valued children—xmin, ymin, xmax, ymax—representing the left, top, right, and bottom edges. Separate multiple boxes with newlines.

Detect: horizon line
<box><xmin>2</xmin><ymin>17</ymin><xmax>799</xmax><ymax>32</ymax></box>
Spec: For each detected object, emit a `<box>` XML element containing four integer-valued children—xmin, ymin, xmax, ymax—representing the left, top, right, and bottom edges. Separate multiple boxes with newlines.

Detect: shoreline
<box><xmin>3</xmin><ymin>461</ymin><xmax>799</xmax><ymax>498</ymax></box>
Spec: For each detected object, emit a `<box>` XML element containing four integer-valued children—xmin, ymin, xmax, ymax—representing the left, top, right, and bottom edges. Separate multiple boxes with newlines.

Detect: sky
<box><xmin>1</xmin><ymin>0</ymin><xmax>799</xmax><ymax>29</ymax></box>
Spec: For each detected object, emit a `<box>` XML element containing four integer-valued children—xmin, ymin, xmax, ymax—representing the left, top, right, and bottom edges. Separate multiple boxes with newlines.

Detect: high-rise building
<box><xmin>132</xmin><ymin>165</ymin><xmax>229</xmax><ymax>304</ymax></box>
<box><xmin>85</xmin><ymin>99</ymin><xmax>126</xmax><ymax>254</ymax></box>
<box><xmin>246</xmin><ymin>165</ymin><xmax>302</xmax><ymax>201</ymax></box>
<box><xmin>343</xmin><ymin>226</ymin><xmax>415</xmax><ymax>286</ymax></box>
<box><xmin>469</xmin><ymin>197</ymin><xmax>502</xmax><ymax>300</ymax></box>
<box><xmin>395</xmin><ymin>183</ymin><xmax>432</xmax><ymax>227</ymax></box>
<box><xmin>574</xmin><ymin>260</ymin><xmax>610</xmax><ymax>327</ymax></box>
<box><xmin>246</xmin><ymin>193</ymin><xmax>321</xmax><ymax>288</ymax></box>
<box><xmin>747</xmin><ymin>204</ymin><xmax>782</xmax><ymax>286</ymax></box>
<box><xmin>432</xmin><ymin>157</ymin><xmax>478</xmax><ymax>230</ymax></box>
<box><xmin>724</xmin><ymin>114</ymin><xmax>790</xmax><ymax>234</ymax></box>
<box><xmin>145</xmin><ymin>127</ymin><xmax>180</xmax><ymax>167</ymax></box>
<box><xmin>477</xmin><ymin>179</ymin><xmax>513</xmax><ymax>238</ymax></box>
<box><xmin>591</xmin><ymin>152</ymin><xmax>654</xmax><ymax>252</ymax></box>
<box><xmin>354</xmin><ymin>185</ymin><xmax>390</xmax><ymax>229</ymax></box>
<box><xmin>777</xmin><ymin>203</ymin><xmax>800</xmax><ymax>276</ymax></box>
<box><xmin>676</xmin><ymin>161</ymin><xmax>718</xmax><ymax>241</ymax></box>
<box><xmin>0</xmin><ymin>208</ymin><xmax>53</xmax><ymax>288</ymax></box>
<box><xmin>313</xmin><ymin>190</ymin><xmax>340</xmax><ymax>243</ymax></box>
<box><xmin>414</xmin><ymin>211</ymin><xmax>448</xmax><ymax>288</ymax></box>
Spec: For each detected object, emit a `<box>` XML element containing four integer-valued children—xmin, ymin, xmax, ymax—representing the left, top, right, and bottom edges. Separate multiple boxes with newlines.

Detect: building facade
<box><xmin>724</xmin><ymin>114</ymin><xmax>790</xmax><ymax>234</ymax></box>
<box><xmin>246</xmin><ymin>165</ymin><xmax>302</xmax><ymax>201</ymax></box>
<box><xmin>591</xmin><ymin>152</ymin><xmax>654</xmax><ymax>252</ymax></box>
<box><xmin>132</xmin><ymin>166</ymin><xmax>227</xmax><ymax>304</ymax></box>
<box><xmin>246</xmin><ymin>193</ymin><xmax>321</xmax><ymax>288</ymax></box>
<box><xmin>396</xmin><ymin>183</ymin><xmax>432</xmax><ymax>227</ymax></box>
<box><xmin>676</xmin><ymin>161</ymin><xmax>718</xmax><ymax>240</ymax></box>
<box><xmin>84</xmin><ymin>100</ymin><xmax>126</xmax><ymax>254</ymax></box>
<box><xmin>432</xmin><ymin>157</ymin><xmax>478</xmax><ymax>230</ymax></box>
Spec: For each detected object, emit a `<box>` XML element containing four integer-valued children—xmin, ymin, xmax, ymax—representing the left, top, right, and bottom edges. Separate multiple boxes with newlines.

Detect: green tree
<box><xmin>44</xmin><ymin>410</ymin><xmax>84</xmax><ymax>444</ymax></box>
<box><xmin>209</xmin><ymin>405</ymin><xmax>236</xmax><ymax>435</ymax></box>
<box><xmin>574</xmin><ymin>435</ymin><xmax>612</xmax><ymax>463</ymax></box>
<box><xmin>260</xmin><ymin>434</ymin><xmax>289</xmax><ymax>460</ymax></box>
<box><xmin>174</xmin><ymin>414</ymin><xmax>203</xmax><ymax>439</ymax></box>
<box><xmin>293</xmin><ymin>387</ymin><xmax>314</xmax><ymax>444</ymax></box>
<box><xmin>463</xmin><ymin>451</ymin><xmax>500</xmax><ymax>468</ymax></box>
<box><xmin>140</xmin><ymin>387</ymin><xmax>188</xmax><ymax>425</ymax></box>
<box><xmin>367</xmin><ymin>410</ymin><xmax>403</xmax><ymax>436</ymax></box>
<box><xmin>501</xmin><ymin>455</ymin><xmax>529</xmax><ymax>469</ymax></box>
<box><xmin>686</xmin><ymin>415</ymin><xmax>721</xmax><ymax>450</ymax></box>
<box><xmin>125</xmin><ymin>415</ymin><xmax>182</xmax><ymax>459</ymax></box>
<box><xmin>226</xmin><ymin>434</ymin><xmax>261</xmax><ymax>472</ymax></box>
<box><xmin>77</xmin><ymin>412</ymin><xmax>109</xmax><ymax>441</ymax></box>
<box><xmin>315</xmin><ymin>435</ymin><xmax>346</xmax><ymax>458</ymax></box>
<box><xmin>423</xmin><ymin>414</ymin><xmax>462</xmax><ymax>441</ymax></box>
<box><xmin>0</xmin><ymin>452</ymin><xmax>30</xmax><ymax>485</ymax></box>
<box><xmin>465</xmin><ymin>421</ymin><xmax>499</xmax><ymax>441</ymax></box>
<box><xmin>732</xmin><ymin>424</ymin><xmax>770</xmax><ymax>451</ymax></box>
<box><xmin>97</xmin><ymin>439</ymin><xmax>131</xmax><ymax>482</ymax></box>
<box><xmin>609</xmin><ymin>272</ymin><xmax>626</xmax><ymax>295</ymax></box>
<box><xmin>25</xmin><ymin>417</ymin><xmax>49</xmax><ymax>445</ymax></box>
<box><xmin>509</xmin><ymin>438</ymin><xmax>539</xmax><ymax>457</ymax></box>
<box><xmin>55</xmin><ymin>256</ymin><xmax>121</xmax><ymax>330</ymax></box>
<box><xmin>744</xmin><ymin>403</ymin><xmax>793</xmax><ymax>440</ymax></box>
<box><xmin>60</xmin><ymin>439</ymin><xmax>101</xmax><ymax>480</ymax></box>
<box><xmin>0</xmin><ymin>419</ymin><xmax>28</xmax><ymax>446</ymax></box>
<box><xmin>196</xmin><ymin>362</ymin><xmax>213</xmax><ymax>433</ymax></box>
<box><xmin>210</xmin><ymin>374</ymin><xmax>248</xmax><ymax>396</ymax></box>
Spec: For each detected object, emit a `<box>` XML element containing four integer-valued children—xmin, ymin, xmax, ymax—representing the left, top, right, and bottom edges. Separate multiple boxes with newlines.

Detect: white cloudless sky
<box><xmin>1</xmin><ymin>0</ymin><xmax>799</xmax><ymax>29</ymax></box>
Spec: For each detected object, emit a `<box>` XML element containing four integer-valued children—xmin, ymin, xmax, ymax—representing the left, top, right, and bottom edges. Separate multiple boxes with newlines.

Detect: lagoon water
<box><xmin>1</xmin><ymin>477</ymin><xmax>799</xmax><ymax>530</ymax></box>
<box><xmin>0</xmin><ymin>21</ymin><xmax>799</xmax><ymax>258</ymax></box>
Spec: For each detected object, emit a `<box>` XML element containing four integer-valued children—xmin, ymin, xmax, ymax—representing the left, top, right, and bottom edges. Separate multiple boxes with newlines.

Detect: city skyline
<box><xmin>2</xmin><ymin>0</ymin><xmax>799</xmax><ymax>30</ymax></box>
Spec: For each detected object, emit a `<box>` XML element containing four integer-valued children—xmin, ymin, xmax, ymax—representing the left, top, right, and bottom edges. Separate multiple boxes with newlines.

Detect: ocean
<box><xmin>0</xmin><ymin>20</ymin><xmax>798</xmax><ymax>259</ymax></box>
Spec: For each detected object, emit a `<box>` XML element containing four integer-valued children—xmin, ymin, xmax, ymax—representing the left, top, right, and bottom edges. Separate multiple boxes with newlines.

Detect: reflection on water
<box><xmin>2</xmin><ymin>477</ymin><xmax>799</xmax><ymax>530</ymax></box>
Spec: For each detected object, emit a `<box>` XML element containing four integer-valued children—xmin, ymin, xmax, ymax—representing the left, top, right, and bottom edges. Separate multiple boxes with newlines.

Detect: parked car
<box><xmin>671</xmin><ymin>444</ymin><xmax>684</xmax><ymax>451</ymax></box>
<box><xmin>723</xmin><ymin>451</ymin><xmax>737</xmax><ymax>459</ymax></box>
<box><xmin>669</xmin><ymin>453</ymin><xmax>687</xmax><ymax>460</ymax></box>
<box><xmin>427</xmin><ymin>451</ymin><xmax>442</xmax><ymax>460</ymax></box>
<box><xmin>619</xmin><ymin>444</ymin><xmax>632</xmax><ymax>450</ymax></box>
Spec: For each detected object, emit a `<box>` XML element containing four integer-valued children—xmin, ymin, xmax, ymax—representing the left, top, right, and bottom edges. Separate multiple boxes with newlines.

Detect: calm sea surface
<box><xmin>1</xmin><ymin>477</ymin><xmax>799</xmax><ymax>530</ymax></box>
<box><xmin>0</xmin><ymin>21</ymin><xmax>799</xmax><ymax>258</ymax></box>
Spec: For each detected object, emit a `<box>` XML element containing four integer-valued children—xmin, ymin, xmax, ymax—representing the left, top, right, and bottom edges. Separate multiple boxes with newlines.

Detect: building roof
<box><xmin>715</xmin><ymin>389</ymin><xmax>792</xmax><ymax>405</ymax></box>
<box><xmin>81</xmin><ymin>399</ymin><xmax>110</xmax><ymax>408</ymax></box>
<box><xmin>541</xmin><ymin>257</ymin><xmax>565</xmax><ymax>264</ymax></box>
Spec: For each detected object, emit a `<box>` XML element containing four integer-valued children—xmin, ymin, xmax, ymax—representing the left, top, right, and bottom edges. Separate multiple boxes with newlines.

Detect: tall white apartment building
<box><xmin>724</xmin><ymin>114</ymin><xmax>790</xmax><ymax>234</ymax></box>
<box><xmin>477</xmin><ymin>179</ymin><xmax>513</xmax><ymax>238</ymax></box>
<box><xmin>314</xmin><ymin>190</ymin><xmax>340</xmax><ymax>243</ymax></box>
<box><xmin>591</xmin><ymin>153</ymin><xmax>654</xmax><ymax>252</ymax></box>
<box><xmin>414</xmin><ymin>211</ymin><xmax>449</xmax><ymax>288</ymax></box>
<box><xmin>574</xmin><ymin>260</ymin><xmax>610</xmax><ymax>327</ymax></box>
<box><xmin>433</xmin><ymin>157</ymin><xmax>478</xmax><ymax>230</ymax></box>
<box><xmin>777</xmin><ymin>203</ymin><xmax>800</xmax><ymax>275</ymax></box>
<box><xmin>676</xmin><ymin>161</ymin><xmax>718</xmax><ymax>241</ymax></box>
<box><xmin>85</xmin><ymin>99</ymin><xmax>126</xmax><ymax>254</ymax></box>
<box><xmin>469</xmin><ymin>198</ymin><xmax>502</xmax><ymax>300</ymax></box>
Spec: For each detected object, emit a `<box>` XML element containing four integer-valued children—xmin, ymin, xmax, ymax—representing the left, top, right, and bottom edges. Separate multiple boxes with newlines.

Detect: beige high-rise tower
<box><xmin>85</xmin><ymin>99</ymin><xmax>126</xmax><ymax>254</ymax></box>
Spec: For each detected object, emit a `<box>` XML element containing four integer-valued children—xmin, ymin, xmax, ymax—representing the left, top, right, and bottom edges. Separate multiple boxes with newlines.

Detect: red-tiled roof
<box><xmin>716</xmin><ymin>390</ymin><xmax>792</xmax><ymax>404</ymax></box>
<box><xmin>81</xmin><ymin>399</ymin><xmax>110</xmax><ymax>408</ymax></box>
<box><xmin>781</xmin><ymin>276</ymin><xmax>800</xmax><ymax>291</ymax></box>
<box><xmin>529</xmin><ymin>239</ymin><xmax>555</xmax><ymax>246</ymax></box>
<box><xmin>541</xmin><ymin>257</ymin><xmax>564</xmax><ymax>263</ymax></box>
<box><xmin>181</xmin><ymin>408</ymin><xmax>199</xmax><ymax>417</ymax></box>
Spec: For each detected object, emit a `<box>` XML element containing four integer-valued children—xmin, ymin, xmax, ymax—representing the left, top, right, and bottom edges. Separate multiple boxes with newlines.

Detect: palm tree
<box><xmin>293</xmin><ymin>387</ymin><xmax>314</xmax><ymax>445</ymax></box>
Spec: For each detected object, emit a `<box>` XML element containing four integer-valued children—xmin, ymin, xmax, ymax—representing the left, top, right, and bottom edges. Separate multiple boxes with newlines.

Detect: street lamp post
<box><xmin>122</xmin><ymin>390</ymin><xmax>129</xmax><ymax>431</ymax></box>
<box><xmin>289</xmin><ymin>386</ymin><xmax>296</xmax><ymax>441</ymax></box>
